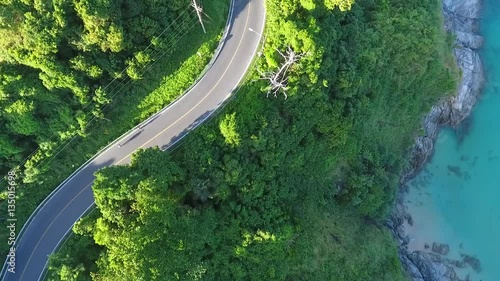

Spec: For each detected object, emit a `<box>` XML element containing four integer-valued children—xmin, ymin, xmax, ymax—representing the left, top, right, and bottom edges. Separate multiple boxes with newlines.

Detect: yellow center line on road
<box><xmin>19</xmin><ymin>182</ymin><xmax>93</xmax><ymax>280</ymax></box>
<box><xmin>115</xmin><ymin>2</ymin><xmax>252</xmax><ymax>165</ymax></box>
<box><xmin>17</xmin><ymin>2</ymin><xmax>257</xmax><ymax>280</ymax></box>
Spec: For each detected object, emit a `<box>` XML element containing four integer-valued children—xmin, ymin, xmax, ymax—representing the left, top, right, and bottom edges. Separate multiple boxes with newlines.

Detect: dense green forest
<box><xmin>0</xmin><ymin>0</ymin><xmax>190</xmax><ymax>172</ymax></box>
<box><xmin>46</xmin><ymin>0</ymin><xmax>459</xmax><ymax>280</ymax></box>
<box><xmin>0</xmin><ymin>0</ymin><xmax>228</xmax><ymax>253</ymax></box>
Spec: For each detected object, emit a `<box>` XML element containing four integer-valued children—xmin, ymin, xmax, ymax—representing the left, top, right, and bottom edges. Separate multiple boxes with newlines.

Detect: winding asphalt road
<box><xmin>1</xmin><ymin>0</ymin><xmax>265</xmax><ymax>280</ymax></box>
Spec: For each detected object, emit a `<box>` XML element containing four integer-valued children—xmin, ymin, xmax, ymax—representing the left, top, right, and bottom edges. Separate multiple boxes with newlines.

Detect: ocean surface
<box><xmin>404</xmin><ymin>1</ymin><xmax>500</xmax><ymax>280</ymax></box>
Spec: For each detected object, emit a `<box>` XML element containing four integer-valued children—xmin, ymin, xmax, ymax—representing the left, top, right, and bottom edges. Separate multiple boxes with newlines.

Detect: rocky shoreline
<box><xmin>386</xmin><ymin>0</ymin><xmax>485</xmax><ymax>280</ymax></box>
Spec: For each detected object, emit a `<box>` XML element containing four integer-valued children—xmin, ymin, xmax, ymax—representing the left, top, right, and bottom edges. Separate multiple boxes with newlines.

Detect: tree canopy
<box><xmin>0</xmin><ymin>0</ymin><xmax>191</xmax><ymax>172</ymax></box>
<box><xmin>42</xmin><ymin>0</ymin><xmax>459</xmax><ymax>279</ymax></box>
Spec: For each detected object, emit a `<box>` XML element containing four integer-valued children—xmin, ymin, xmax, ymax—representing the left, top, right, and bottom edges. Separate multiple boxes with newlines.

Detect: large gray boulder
<box><xmin>408</xmin><ymin>252</ymin><xmax>465</xmax><ymax>281</ymax></box>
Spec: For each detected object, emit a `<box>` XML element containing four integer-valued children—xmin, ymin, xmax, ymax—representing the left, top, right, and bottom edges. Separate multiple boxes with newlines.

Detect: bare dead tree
<box><xmin>260</xmin><ymin>46</ymin><xmax>304</xmax><ymax>99</ymax></box>
<box><xmin>191</xmin><ymin>0</ymin><xmax>206</xmax><ymax>33</ymax></box>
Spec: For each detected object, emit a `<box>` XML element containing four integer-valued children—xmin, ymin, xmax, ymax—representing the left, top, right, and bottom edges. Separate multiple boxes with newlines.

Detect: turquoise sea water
<box><xmin>405</xmin><ymin>1</ymin><xmax>500</xmax><ymax>280</ymax></box>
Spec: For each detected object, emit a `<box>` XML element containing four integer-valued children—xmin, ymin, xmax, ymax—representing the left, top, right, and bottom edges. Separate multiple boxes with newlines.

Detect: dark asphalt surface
<box><xmin>1</xmin><ymin>0</ymin><xmax>265</xmax><ymax>279</ymax></box>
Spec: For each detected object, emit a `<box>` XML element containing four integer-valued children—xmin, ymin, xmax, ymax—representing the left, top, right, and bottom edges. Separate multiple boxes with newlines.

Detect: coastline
<box><xmin>387</xmin><ymin>0</ymin><xmax>485</xmax><ymax>280</ymax></box>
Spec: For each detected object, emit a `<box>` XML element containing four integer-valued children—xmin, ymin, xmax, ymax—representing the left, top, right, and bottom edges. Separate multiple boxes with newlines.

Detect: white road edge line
<box><xmin>1</xmin><ymin>0</ymin><xmax>267</xmax><ymax>279</ymax></box>
<box><xmin>36</xmin><ymin>203</ymin><xmax>96</xmax><ymax>281</ymax></box>
<box><xmin>0</xmin><ymin>0</ymin><xmax>237</xmax><ymax>278</ymax></box>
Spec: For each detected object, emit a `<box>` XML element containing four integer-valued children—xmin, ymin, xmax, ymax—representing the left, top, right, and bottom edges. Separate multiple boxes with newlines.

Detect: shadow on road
<box><xmin>122</xmin><ymin>129</ymin><xmax>144</xmax><ymax>146</ymax></box>
<box><xmin>139</xmin><ymin>114</ymin><xmax>162</xmax><ymax>130</ymax></box>
<box><xmin>210</xmin><ymin>0</ymin><xmax>249</xmax><ymax>63</ymax></box>
<box><xmin>160</xmin><ymin>107</ymin><xmax>220</xmax><ymax>151</ymax></box>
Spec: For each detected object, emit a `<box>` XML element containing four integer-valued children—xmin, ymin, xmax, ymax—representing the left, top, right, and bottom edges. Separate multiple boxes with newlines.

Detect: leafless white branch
<box><xmin>260</xmin><ymin>46</ymin><xmax>304</xmax><ymax>99</ymax></box>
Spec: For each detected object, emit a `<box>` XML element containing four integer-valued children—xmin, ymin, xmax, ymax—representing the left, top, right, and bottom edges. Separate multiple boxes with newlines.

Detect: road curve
<box><xmin>1</xmin><ymin>0</ymin><xmax>265</xmax><ymax>280</ymax></box>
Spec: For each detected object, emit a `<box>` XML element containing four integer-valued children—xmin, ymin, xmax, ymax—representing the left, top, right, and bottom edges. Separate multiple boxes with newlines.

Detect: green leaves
<box><xmin>0</xmin><ymin>0</ymin><xmax>194</xmax><ymax>172</ymax></box>
<box><xmin>125</xmin><ymin>51</ymin><xmax>152</xmax><ymax>80</ymax></box>
<box><xmin>0</xmin><ymin>135</ymin><xmax>22</xmax><ymax>160</ymax></box>
<box><xmin>4</xmin><ymin>99</ymin><xmax>40</xmax><ymax>135</ymax></box>
<box><xmin>0</xmin><ymin>0</ymin><xmax>231</xmax><ymax>269</ymax></box>
<box><xmin>47</xmin><ymin>230</ymin><xmax>99</xmax><ymax>281</ymax></box>
<box><xmin>324</xmin><ymin>0</ymin><xmax>355</xmax><ymax>11</ymax></box>
<box><xmin>31</xmin><ymin>0</ymin><xmax>455</xmax><ymax>280</ymax></box>
<box><xmin>88</xmin><ymin>149</ymin><xmax>218</xmax><ymax>280</ymax></box>
<box><xmin>219</xmin><ymin>112</ymin><xmax>241</xmax><ymax>147</ymax></box>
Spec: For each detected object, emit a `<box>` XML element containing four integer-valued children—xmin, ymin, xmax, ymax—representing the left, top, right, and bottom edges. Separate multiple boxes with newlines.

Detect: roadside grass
<box><xmin>42</xmin><ymin>0</ymin><xmax>456</xmax><ymax>279</ymax></box>
<box><xmin>0</xmin><ymin>0</ymin><xmax>230</xmax><ymax>257</ymax></box>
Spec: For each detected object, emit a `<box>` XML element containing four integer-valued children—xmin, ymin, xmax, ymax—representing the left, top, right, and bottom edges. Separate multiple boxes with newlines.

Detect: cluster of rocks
<box><xmin>387</xmin><ymin>0</ymin><xmax>485</xmax><ymax>280</ymax></box>
<box><xmin>386</xmin><ymin>195</ymin><xmax>462</xmax><ymax>281</ymax></box>
<box><xmin>387</xmin><ymin>193</ymin><xmax>481</xmax><ymax>281</ymax></box>
<box><xmin>401</xmin><ymin>0</ymin><xmax>484</xmax><ymax>183</ymax></box>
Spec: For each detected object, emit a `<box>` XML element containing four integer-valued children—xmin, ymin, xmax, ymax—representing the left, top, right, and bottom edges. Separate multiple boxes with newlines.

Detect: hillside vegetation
<box><xmin>0</xmin><ymin>0</ymin><xmax>190</xmax><ymax>172</ymax></box>
<box><xmin>0</xmin><ymin>0</ymin><xmax>229</xmax><ymax>255</ymax></box>
<box><xmin>46</xmin><ymin>0</ymin><xmax>459</xmax><ymax>280</ymax></box>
